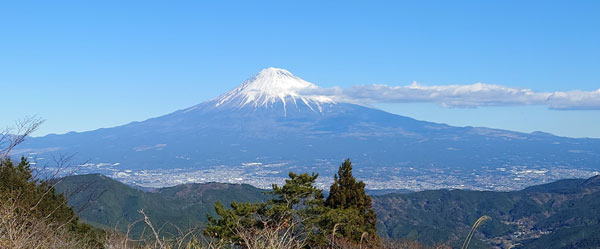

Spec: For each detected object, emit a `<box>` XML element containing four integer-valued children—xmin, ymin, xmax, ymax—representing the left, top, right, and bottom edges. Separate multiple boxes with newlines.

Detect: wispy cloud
<box><xmin>307</xmin><ymin>82</ymin><xmax>600</xmax><ymax>110</ymax></box>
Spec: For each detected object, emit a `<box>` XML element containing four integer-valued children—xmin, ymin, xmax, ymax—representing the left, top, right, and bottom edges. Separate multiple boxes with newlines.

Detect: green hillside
<box><xmin>55</xmin><ymin>174</ymin><xmax>269</xmax><ymax>237</ymax></box>
<box><xmin>373</xmin><ymin>175</ymin><xmax>600</xmax><ymax>248</ymax></box>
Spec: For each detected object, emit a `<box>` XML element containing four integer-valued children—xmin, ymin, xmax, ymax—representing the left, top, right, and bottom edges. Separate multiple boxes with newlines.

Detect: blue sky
<box><xmin>1</xmin><ymin>0</ymin><xmax>599</xmax><ymax>137</ymax></box>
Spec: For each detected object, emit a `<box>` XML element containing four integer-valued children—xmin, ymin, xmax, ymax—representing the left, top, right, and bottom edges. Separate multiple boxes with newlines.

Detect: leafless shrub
<box><xmin>0</xmin><ymin>192</ymin><xmax>89</xmax><ymax>249</ymax></box>
<box><xmin>0</xmin><ymin>116</ymin><xmax>44</xmax><ymax>159</ymax></box>
<box><xmin>236</xmin><ymin>221</ymin><xmax>306</xmax><ymax>249</ymax></box>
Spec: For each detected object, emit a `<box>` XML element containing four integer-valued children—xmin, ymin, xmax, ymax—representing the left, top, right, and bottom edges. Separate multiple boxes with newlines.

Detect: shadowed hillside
<box><xmin>55</xmin><ymin>174</ymin><xmax>269</xmax><ymax>236</ymax></box>
<box><xmin>374</xmin><ymin>175</ymin><xmax>600</xmax><ymax>248</ymax></box>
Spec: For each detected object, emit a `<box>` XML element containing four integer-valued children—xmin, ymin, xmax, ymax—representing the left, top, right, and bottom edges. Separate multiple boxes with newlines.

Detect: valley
<box><xmin>56</xmin><ymin>160</ymin><xmax>600</xmax><ymax>191</ymax></box>
<box><xmin>55</xmin><ymin>173</ymin><xmax>600</xmax><ymax>249</ymax></box>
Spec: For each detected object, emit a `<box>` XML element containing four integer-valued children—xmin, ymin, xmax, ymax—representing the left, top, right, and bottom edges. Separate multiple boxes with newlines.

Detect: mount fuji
<box><xmin>18</xmin><ymin>68</ymin><xmax>600</xmax><ymax>187</ymax></box>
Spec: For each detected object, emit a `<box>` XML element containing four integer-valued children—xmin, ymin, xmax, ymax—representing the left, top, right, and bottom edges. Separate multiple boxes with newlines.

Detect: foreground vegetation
<box><xmin>1</xmin><ymin>154</ymin><xmax>450</xmax><ymax>249</ymax></box>
<box><xmin>0</xmin><ymin>157</ymin><xmax>105</xmax><ymax>248</ymax></box>
<box><xmin>204</xmin><ymin>159</ymin><xmax>380</xmax><ymax>248</ymax></box>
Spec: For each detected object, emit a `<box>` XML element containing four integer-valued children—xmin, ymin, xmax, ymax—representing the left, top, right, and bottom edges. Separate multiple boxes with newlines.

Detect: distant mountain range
<box><xmin>57</xmin><ymin>174</ymin><xmax>600</xmax><ymax>249</ymax></box>
<box><xmin>19</xmin><ymin>68</ymin><xmax>600</xmax><ymax>169</ymax></box>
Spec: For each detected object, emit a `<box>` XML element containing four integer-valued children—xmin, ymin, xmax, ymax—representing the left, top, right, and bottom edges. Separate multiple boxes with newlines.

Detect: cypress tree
<box><xmin>325</xmin><ymin>159</ymin><xmax>377</xmax><ymax>240</ymax></box>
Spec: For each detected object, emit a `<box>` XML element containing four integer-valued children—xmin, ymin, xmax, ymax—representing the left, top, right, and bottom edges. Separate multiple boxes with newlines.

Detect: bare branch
<box><xmin>0</xmin><ymin>116</ymin><xmax>44</xmax><ymax>159</ymax></box>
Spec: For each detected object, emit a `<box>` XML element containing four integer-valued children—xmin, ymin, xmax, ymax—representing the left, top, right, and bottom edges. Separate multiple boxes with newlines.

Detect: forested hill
<box><xmin>54</xmin><ymin>174</ymin><xmax>269</xmax><ymax>236</ymax></box>
<box><xmin>373</xmin><ymin>175</ymin><xmax>600</xmax><ymax>248</ymax></box>
<box><xmin>56</xmin><ymin>174</ymin><xmax>600</xmax><ymax>248</ymax></box>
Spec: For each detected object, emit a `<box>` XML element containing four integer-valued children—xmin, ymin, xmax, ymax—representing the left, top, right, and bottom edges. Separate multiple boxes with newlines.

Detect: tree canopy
<box><xmin>205</xmin><ymin>159</ymin><xmax>379</xmax><ymax>248</ymax></box>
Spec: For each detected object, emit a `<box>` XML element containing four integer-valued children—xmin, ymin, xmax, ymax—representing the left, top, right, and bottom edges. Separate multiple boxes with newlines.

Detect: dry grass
<box><xmin>236</xmin><ymin>226</ymin><xmax>305</xmax><ymax>249</ymax></box>
<box><xmin>325</xmin><ymin>237</ymin><xmax>449</xmax><ymax>249</ymax></box>
<box><xmin>0</xmin><ymin>194</ymin><xmax>87</xmax><ymax>249</ymax></box>
<box><xmin>461</xmin><ymin>215</ymin><xmax>491</xmax><ymax>249</ymax></box>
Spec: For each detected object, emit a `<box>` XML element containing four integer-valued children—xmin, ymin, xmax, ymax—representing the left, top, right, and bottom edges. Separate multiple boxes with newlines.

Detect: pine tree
<box><xmin>204</xmin><ymin>201</ymin><xmax>262</xmax><ymax>242</ymax></box>
<box><xmin>265</xmin><ymin>172</ymin><xmax>325</xmax><ymax>224</ymax></box>
<box><xmin>205</xmin><ymin>172</ymin><xmax>326</xmax><ymax>246</ymax></box>
<box><xmin>325</xmin><ymin>159</ymin><xmax>377</xmax><ymax>241</ymax></box>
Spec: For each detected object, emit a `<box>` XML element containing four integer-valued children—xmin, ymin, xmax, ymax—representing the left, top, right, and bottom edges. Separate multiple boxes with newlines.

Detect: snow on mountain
<box><xmin>18</xmin><ymin>67</ymin><xmax>600</xmax><ymax>173</ymax></box>
<box><xmin>210</xmin><ymin>67</ymin><xmax>335</xmax><ymax>114</ymax></box>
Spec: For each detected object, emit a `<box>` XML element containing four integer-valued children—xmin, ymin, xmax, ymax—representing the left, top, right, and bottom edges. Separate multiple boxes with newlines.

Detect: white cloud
<box><xmin>305</xmin><ymin>82</ymin><xmax>600</xmax><ymax>110</ymax></box>
<box><xmin>546</xmin><ymin>89</ymin><xmax>600</xmax><ymax>110</ymax></box>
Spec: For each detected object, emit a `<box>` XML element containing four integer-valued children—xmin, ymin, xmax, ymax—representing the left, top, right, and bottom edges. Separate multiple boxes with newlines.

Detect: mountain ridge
<box><xmin>374</xmin><ymin>175</ymin><xmax>600</xmax><ymax>248</ymax></box>
<box><xmin>54</xmin><ymin>174</ymin><xmax>268</xmax><ymax>235</ymax></box>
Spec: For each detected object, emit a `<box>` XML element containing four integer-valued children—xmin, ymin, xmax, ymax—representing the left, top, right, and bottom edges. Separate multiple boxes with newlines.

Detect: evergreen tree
<box><xmin>268</xmin><ymin>172</ymin><xmax>325</xmax><ymax>222</ymax></box>
<box><xmin>205</xmin><ymin>172</ymin><xmax>326</xmax><ymax>246</ymax></box>
<box><xmin>324</xmin><ymin>159</ymin><xmax>377</xmax><ymax>241</ymax></box>
<box><xmin>204</xmin><ymin>201</ymin><xmax>262</xmax><ymax>242</ymax></box>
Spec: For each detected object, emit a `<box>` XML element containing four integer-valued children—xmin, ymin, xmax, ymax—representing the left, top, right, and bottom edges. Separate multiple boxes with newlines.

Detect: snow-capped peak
<box><xmin>213</xmin><ymin>67</ymin><xmax>335</xmax><ymax>114</ymax></box>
